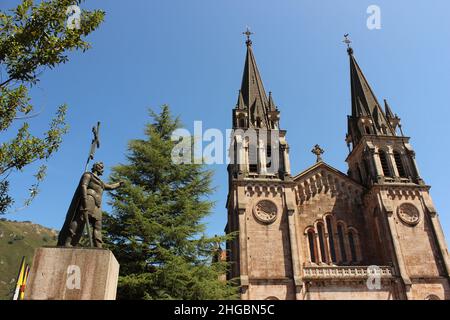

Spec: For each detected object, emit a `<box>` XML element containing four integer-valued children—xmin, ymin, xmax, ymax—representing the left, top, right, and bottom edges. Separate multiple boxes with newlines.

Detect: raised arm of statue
<box><xmin>104</xmin><ymin>180</ymin><xmax>124</xmax><ymax>191</ymax></box>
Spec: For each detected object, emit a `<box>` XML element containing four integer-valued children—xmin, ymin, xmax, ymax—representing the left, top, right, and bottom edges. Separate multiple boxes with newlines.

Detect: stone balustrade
<box><xmin>303</xmin><ymin>265</ymin><xmax>393</xmax><ymax>280</ymax></box>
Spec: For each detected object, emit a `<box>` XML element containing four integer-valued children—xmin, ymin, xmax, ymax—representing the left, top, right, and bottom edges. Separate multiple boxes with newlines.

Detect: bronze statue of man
<box><xmin>57</xmin><ymin>162</ymin><xmax>123</xmax><ymax>248</ymax></box>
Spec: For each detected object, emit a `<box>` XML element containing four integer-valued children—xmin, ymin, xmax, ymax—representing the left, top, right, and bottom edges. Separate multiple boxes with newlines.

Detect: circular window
<box><xmin>397</xmin><ymin>203</ymin><xmax>420</xmax><ymax>226</ymax></box>
<box><xmin>253</xmin><ymin>200</ymin><xmax>278</xmax><ymax>224</ymax></box>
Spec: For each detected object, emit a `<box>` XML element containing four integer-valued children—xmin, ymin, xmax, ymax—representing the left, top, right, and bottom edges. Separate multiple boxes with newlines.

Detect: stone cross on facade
<box><xmin>311</xmin><ymin>144</ymin><xmax>324</xmax><ymax>163</ymax></box>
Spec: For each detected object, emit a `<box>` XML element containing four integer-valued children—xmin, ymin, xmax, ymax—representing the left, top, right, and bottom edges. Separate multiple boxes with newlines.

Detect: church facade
<box><xmin>225</xmin><ymin>35</ymin><xmax>450</xmax><ymax>300</ymax></box>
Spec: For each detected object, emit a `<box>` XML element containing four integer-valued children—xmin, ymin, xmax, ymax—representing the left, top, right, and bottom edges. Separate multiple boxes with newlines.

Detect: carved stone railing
<box><xmin>303</xmin><ymin>265</ymin><xmax>393</xmax><ymax>280</ymax></box>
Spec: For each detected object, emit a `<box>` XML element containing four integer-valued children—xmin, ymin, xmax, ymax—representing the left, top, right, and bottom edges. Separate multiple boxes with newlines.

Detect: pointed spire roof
<box><xmin>384</xmin><ymin>99</ymin><xmax>394</xmax><ymax>118</ymax></box>
<box><xmin>236</xmin><ymin>90</ymin><xmax>245</xmax><ymax>109</ymax></box>
<box><xmin>268</xmin><ymin>91</ymin><xmax>276</xmax><ymax>111</ymax></box>
<box><xmin>384</xmin><ymin>99</ymin><xmax>401</xmax><ymax>131</ymax></box>
<box><xmin>349</xmin><ymin>50</ymin><xmax>382</xmax><ymax>120</ymax></box>
<box><xmin>239</xmin><ymin>31</ymin><xmax>271</xmax><ymax>128</ymax></box>
<box><xmin>347</xmin><ymin>44</ymin><xmax>394</xmax><ymax>136</ymax></box>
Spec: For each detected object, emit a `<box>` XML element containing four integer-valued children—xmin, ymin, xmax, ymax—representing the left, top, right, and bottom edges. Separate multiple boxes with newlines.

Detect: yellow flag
<box><xmin>19</xmin><ymin>264</ymin><xmax>30</xmax><ymax>300</ymax></box>
<box><xmin>12</xmin><ymin>257</ymin><xmax>26</xmax><ymax>300</ymax></box>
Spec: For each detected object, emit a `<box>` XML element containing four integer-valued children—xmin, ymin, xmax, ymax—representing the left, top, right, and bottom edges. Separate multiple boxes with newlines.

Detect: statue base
<box><xmin>24</xmin><ymin>247</ymin><xmax>120</xmax><ymax>300</ymax></box>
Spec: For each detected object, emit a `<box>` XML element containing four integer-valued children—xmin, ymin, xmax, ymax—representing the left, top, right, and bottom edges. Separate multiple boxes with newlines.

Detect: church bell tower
<box><xmin>225</xmin><ymin>30</ymin><xmax>302</xmax><ymax>300</ymax></box>
<box><xmin>344</xmin><ymin>38</ymin><xmax>450</xmax><ymax>299</ymax></box>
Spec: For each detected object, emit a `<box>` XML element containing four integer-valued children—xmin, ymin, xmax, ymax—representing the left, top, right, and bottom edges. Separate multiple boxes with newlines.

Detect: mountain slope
<box><xmin>0</xmin><ymin>219</ymin><xmax>57</xmax><ymax>300</ymax></box>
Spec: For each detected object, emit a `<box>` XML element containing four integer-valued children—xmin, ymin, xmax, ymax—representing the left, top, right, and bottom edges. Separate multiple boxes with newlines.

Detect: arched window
<box><xmin>307</xmin><ymin>229</ymin><xmax>317</xmax><ymax>263</ymax></box>
<box><xmin>325</xmin><ymin>216</ymin><xmax>336</xmax><ymax>263</ymax></box>
<box><xmin>393</xmin><ymin>151</ymin><xmax>407</xmax><ymax>178</ymax></box>
<box><xmin>239</xmin><ymin>117</ymin><xmax>245</xmax><ymax>127</ymax></box>
<box><xmin>348</xmin><ymin>231</ymin><xmax>357</xmax><ymax>263</ymax></box>
<box><xmin>317</xmin><ymin>223</ymin><xmax>327</xmax><ymax>263</ymax></box>
<box><xmin>378</xmin><ymin>150</ymin><xmax>391</xmax><ymax>177</ymax></box>
<box><xmin>337</xmin><ymin>224</ymin><xmax>347</xmax><ymax>263</ymax></box>
<box><xmin>365</xmin><ymin>126</ymin><xmax>371</xmax><ymax>134</ymax></box>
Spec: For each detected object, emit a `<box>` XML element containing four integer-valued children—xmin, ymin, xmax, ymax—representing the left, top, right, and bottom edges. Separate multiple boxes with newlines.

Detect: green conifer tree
<box><xmin>104</xmin><ymin>105</ymin><xmax>237</xmax><ymax>300</ymax></box>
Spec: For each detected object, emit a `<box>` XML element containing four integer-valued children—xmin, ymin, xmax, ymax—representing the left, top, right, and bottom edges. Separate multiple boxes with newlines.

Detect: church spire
<box><xmin>236</xmin><ymin>28</ymin><xmax>277</xmax><ymax>129</ymax></box>
<box><xmin>345</xmin><ymin>36</ymin><xmax>395</xmax><ymax>146</ymax></box>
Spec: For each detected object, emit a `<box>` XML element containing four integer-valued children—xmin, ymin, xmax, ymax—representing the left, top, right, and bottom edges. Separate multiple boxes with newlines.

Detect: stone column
<box><xmin>373</xmin><ymin>150</ymin><xmax>383</xmax><ymax>178</ymax></box>
<box><xmin>284</xmin><ymin>189</ymin><xmax>303</xmax><ymax>300</ymax></box>
<box><xmin>282</xmin><ymin>146</ymin><xmax>291</xmax><ymax>176</ymax></box>
<box><xmin>387</xmin><ymin>148</ymin><xmax>399</xmax><ymax>178</ymax></box>
<box><xmin>429</xmin><ymin>214</ymin><xmax>450</xmax><ymax>277</ymax></box>
<box><xmin>258</xmin><ymin>139</ymin><xmax>267</xmax><ymax>175</ymax></box>
<box><xmin>24</xmin><ymin>247</ymin><xmax>119</xmax><ymax>300</ymax></box>
<box><xmin>383</xmin><ymin>204</ymin><xmax>412</xmax><ymax>297</ymax></box>
<box><xmin>235</xmin><ymin>135</ymin><xmax>244</xmax><ymax>175</ymax></box>
<box><xmin>237</xmin><ymin>186</ymin><xmax>250</xmax><ymax>300</ymax></box>
<box><xmin>409</xmin><ymin>151</ymin><xmax>424</xmax><ymax>184</ymax></box>
<box><xmin>315</xmin><ymin>233</ymin><xmax>323</xmax><ymax>263</ymax></box>
<box><xmin>420</xmin><ymin>192</ymin><xmax>450</xmax><ymax>277</ymax></box>
<box><xmin>244</xmin><ymin>139</ymin><xmax>249</xmax><ymax>174</ymax></box>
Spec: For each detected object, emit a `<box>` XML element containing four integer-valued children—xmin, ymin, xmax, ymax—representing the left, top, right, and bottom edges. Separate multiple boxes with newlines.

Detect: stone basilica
<box><xmin>225</xmin><ymin>34</ymin><xmax>450</xmax><ymax>300</ymax></box>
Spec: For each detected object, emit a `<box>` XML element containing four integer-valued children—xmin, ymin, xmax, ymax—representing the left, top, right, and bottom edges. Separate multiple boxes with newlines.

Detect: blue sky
<box><xmin>2</xmin><ymin>0</ymin><xmax>450</xmax><ymax>241</ymax></box>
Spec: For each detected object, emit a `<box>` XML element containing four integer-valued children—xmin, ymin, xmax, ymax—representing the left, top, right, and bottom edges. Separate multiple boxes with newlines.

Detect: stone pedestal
<box><xmin>24</xmin><ymin>247</ymin><xmax>119</xmax><ymax>300</ymax></box>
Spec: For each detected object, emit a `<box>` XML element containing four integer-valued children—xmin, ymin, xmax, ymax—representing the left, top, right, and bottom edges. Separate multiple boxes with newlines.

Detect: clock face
<box><xmin>253</xmin><ymin>200</ymin><xmax>278</xmax><ymax>224</ymax></box>
<box><xmin>397</xmin><ymin>203</ymin><xmax>420</xmax><ymax>226</ymax></box>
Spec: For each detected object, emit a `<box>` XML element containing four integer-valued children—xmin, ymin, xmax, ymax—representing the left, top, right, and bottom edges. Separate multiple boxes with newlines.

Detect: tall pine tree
<box><xmin>104</xmin><ymin>105</ymin><xmax>237</xmax><ymax>300</ymax></box>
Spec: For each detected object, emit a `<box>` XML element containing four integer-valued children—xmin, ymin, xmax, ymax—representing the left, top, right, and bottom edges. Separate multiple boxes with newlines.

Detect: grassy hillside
<box><xmin>0</xmin><ymin>219</ymin><xmax>57</xmax><ymax>300</ymax></box>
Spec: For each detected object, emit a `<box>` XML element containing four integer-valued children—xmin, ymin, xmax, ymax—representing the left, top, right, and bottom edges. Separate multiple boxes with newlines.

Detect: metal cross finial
<box><xmin>311</xmin><ymin>144</ymin><xmax>324</xmax><ymax>163</ymax></box>
<box><xmin>243</xmin><ymin>26</ymin><xmax>253</xmax><ymax>46</ymax></box>
<box><xmin>343</xmin><ymin>33</ymin><xmax>353</xmax><ymax>55</ymax></box>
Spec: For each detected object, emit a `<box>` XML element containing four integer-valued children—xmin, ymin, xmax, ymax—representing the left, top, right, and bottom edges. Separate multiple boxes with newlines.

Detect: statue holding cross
<box><xmin>57</xmin><ymin>122</ymin><xmax>124</xmax><ymax>248</ymax></box>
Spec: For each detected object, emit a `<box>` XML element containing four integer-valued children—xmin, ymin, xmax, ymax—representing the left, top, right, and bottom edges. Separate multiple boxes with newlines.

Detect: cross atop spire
<box><xmin>233</xmin><ymin>30</ymin><xmax>279</xmax><ymax>129</ymax></box>
<box><xmin>343</xmin><ymin>33</ymin><xmax>353</xmax><ymax>55</ymax></box>
<box><xmin>243</xmin><ymin>27</ymin><xmax>253</xmax><ymax>46</ymax></box>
